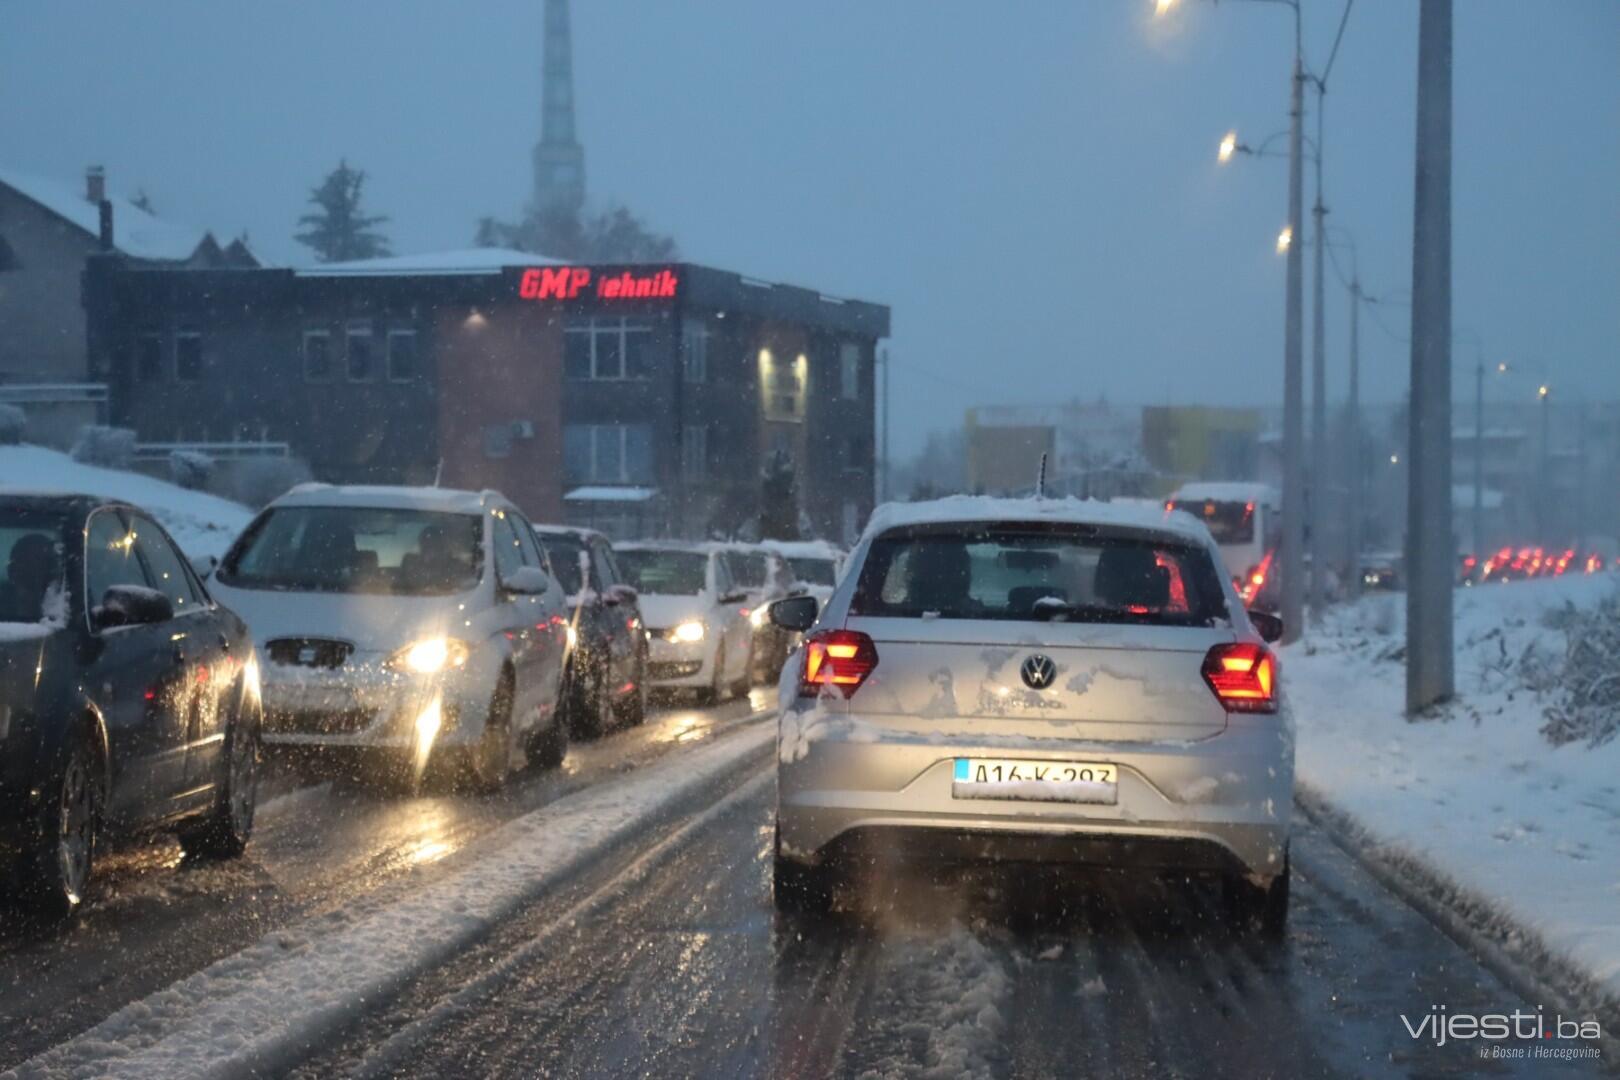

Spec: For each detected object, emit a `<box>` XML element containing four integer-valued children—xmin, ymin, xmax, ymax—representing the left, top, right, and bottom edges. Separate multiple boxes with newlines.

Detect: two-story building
<box><xmin>83</xmin><ymin>249</ymin><xmax>889</xmax><ymax>542</ymax></box>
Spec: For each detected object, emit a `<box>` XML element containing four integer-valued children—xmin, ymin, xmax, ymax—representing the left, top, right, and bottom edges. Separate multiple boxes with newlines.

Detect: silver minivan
<box><xmin>770</xmin><ymin>496</ymin><xmax>1294</xmax><ymax>933</ymax></box>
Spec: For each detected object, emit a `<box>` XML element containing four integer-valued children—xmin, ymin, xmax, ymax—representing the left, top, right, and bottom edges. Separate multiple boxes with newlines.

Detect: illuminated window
<box><xmin>564</xmin><ymin>318</ymin><xmax>655</xmax><ymax>380</ymax></box>
<box><xmin>175</xmin><ymin>331</ymin><xmax>202</xmax><ymax>382</ymax></box>
<box><xmin>303</xmin><ymin>330</ymin><xmax>332</xmax><ymax>382</ymax></box>
<box><xmin>762</xmin><ymin>350</ymin><xmax>806</xmax><ymax>421</ymax></box>
<box><xmin>346</xmin><ymin>323</ymin><xmax>374</xmax><ymax>382</ymax></box>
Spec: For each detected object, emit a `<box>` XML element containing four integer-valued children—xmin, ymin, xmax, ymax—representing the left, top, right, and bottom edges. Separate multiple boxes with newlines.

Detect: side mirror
<box><xmin>720</xmin><ymin>590</ymin><xmax>748</xmax><ymax>606</ymax></box>
<box><xmin>604</xmin><ymin>584</ymin><xmax>637</xmax><ymax>607</ymax></box>
<box><xmin>501</xmin><ymin>565</ymin><xmax>552</xmax><ymax>597</ymax></box>
<box><xmin>768</xmin><ymin>594</ymin><xmax>820</xmax><ymax>633</ymax></box>
<box><xmin>1249</xmin><ymin>610</ymin><xmax>1284</xmax><ymax>644</ymax></box>
<box><xmin>190</xmin><ymin>553</ymin><xmax>219</xmax><ymax>580</ymax></box>
<box><xmin>94</xmin><ymin>584</ymin><xmax>174</xmax><ymax>630</ymax></box>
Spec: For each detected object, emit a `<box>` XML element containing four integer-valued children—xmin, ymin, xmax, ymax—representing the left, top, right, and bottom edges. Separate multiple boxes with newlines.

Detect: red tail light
<box><xmin>800</xmin><ymin>629</ymin><xmax>878</xmax><ymax>698</ymax></box>
<box><xmin>1202</xmin><ymin>642</ymin><xmax>1278</xmax><ymax>713</ymax></box>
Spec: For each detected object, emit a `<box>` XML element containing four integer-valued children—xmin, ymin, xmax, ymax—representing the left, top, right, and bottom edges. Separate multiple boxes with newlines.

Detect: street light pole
<box><xmin>1346</xmin><ymin>273</ymin><xmax>1363</xmax><ymax>601</ymax></box>
<box><xmin>1405</xmin><ymin>0</ymin><xmax>1454</xmax><ymax>714</ymax></box>
<box><xmin>1539</xmin><ymin>384</ymin><xmax>1551</xmax><ymax>542</ymax></box>
<box><xmin>1473</xmin><ymin>358</ymin><xmax>1484</xmax><ymax>556</ymax></box>
<box><xmin>1308</xmin><ymin>95</ymin><xmax>1328</xmax><ymax>620</ymax></box>
<box><xmin>1280</xmin><ymin>49</ymin><xmax>1307</xmax><ymax>643</ymax></box>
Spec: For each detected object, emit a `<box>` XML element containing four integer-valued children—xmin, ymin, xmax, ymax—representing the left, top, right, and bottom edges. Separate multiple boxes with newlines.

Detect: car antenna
<box><xmin>1035</xmin><ymin>452</ymin><xmax>1047</xmax><ymax>499</ymax></box>
<box><xmin>432</xmin><ymin>458</ymin><xmax>443</xmax><ymax>488</ymax></box>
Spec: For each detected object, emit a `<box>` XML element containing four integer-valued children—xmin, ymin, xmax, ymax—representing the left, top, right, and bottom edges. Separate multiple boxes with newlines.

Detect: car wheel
<box><xmin>180</xmin><ymin>706</ymin><xmax>260</xmax><ymax>859</ymax></box>
<box><xmin>616</xmin><ymin>655</ymin><xmax>649</xmax><ymax>727</ymax></box>
<box><xmin>772</xmin><ymin>828</ymin><xmax>833</xmax><ymax>917</ymax></box>
<box><xmin>700</xmin><ymin>645</ymin><xmax>726</xmax><ymax>705</ymax></box>
<box><xmin>466</xmin><ymin>672</ymin><xmax>515</xmax><ymax>794</ymax></box>
<box><xmin>1224</xmin><ymin>851</ymin><xmax>1290</xmax><ymax>939</ymax></box>
<box><xmin>25</xmin><ymin>736</ymin><xmax>100</xmax><ymax>919</ymax></box>
<box><xmin>528</xmin><ymin>714</ymin><xmax>568</xmax><ymax>770</ymax></box>
<box><xmin>569</xmin><ymin>660</ymin><xmax>613</xmax><ymax>741</ymax></box>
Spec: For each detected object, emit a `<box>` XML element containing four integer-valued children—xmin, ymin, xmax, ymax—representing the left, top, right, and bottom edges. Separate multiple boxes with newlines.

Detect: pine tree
<box><xmin>474</xmin><ymin>202</ymin><xmax>675</xmax><ymax>262</ymax></box>
<box><xmin>295</xmin><ymin>160</ymin><xmax>391</xmax><ymax>263</ymax></box>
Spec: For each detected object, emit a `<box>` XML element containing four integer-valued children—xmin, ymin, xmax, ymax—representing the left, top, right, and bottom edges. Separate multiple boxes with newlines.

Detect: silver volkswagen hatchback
<box><xmin>770</xmin><ymin>496</ymin><xmax>1294</xmax><ymax>933</ymax></box>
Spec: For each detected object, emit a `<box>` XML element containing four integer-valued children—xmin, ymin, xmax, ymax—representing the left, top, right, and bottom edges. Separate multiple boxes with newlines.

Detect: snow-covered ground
<box><xmin>1287</xmin><ymin>574</ymin><xmax>1620</xmax><ymax>1001</ymax></box>
<box><xmin>0</xmin><ymin>445</ymin><xmax>252</xmax><ymax>557</ymax></box>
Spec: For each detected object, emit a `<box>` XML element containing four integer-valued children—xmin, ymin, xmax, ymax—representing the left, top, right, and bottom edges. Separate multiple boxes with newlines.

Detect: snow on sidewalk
<box><xmin>1286</xmin><ymin>574</ymin><xmax>1620</xmax><ymax>1000</ymax></box>
<box><xmin>6</xmin><ymin>722</ymin><xmax>773</xmax><ymax>1080</ymax></box>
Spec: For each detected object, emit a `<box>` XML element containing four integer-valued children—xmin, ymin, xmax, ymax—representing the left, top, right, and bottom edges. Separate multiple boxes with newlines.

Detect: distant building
<box><xmin>0</xmin><ymin>165</ymin><xmax>255</xmax><ymax>444</ymax></box>
<box><xmin>1141</xmin><ymin>406</ymin><xmax>1263</xmax><ymax>488</ymax></box>
<box><xmin>964</xmin><ymin>400</ymin><xmax>1152</xmax><ymax>499</ymax></box>
<box><xmin>84</xmin><ymin>251</ymin><xmax>889</xmax><ymax>541</ymax></box>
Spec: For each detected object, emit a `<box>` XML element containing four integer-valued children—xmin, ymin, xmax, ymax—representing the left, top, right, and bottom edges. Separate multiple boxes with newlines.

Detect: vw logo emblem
<box><xmin>1020</xmin><ymin>653</ymin><xmax>1056</xmax><ymax>690</ymax></box>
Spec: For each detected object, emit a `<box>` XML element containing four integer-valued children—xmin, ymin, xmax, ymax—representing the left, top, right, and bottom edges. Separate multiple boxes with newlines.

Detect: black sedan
<box><xmin>533</xmin><ymin>525</ymin><xmax>649</xmax><ymax>737</ymax></box>
<box><xmin>0</xmin><ymin>494</ymin><xmax>260</xmax><ymax>917</ymax></box>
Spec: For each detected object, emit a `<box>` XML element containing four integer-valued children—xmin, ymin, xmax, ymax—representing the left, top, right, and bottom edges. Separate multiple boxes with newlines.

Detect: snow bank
<box><xmin>1287</xmin><ymin>574</ymin><xmax>1620</xmax><ymax>1001</ymax></box>
<box><xmin>0</xmin><ymin>445</ymin><xmax>252</xmax><ymax>557</ymax></box>
<box><xmin>7</xmin><ymin>722</ymin><xmax>772</xmax><ymax>1080</ymax></box>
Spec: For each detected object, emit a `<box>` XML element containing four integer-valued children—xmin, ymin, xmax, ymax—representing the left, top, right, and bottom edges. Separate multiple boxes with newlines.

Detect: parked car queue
<box><xmin>0</xmin><ymin>481</ymin><xmax>844</xmax><ymax>919</ymax></box>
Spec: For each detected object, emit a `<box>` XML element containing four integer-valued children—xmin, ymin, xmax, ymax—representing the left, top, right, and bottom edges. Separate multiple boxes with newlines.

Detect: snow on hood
<box><xmin>635</xmin><ymin>593</ymin><xmax>711</xmax><ymax>631</ymax></box>
<box><xmin>210</xmin><ymin>583</ymin><xmax>480</xmax><ymax>655</ymax></box>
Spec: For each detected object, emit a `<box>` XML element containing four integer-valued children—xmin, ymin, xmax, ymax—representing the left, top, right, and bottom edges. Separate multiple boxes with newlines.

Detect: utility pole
<box><xmin>1280</xmin><ymin>54</ymin><xmax>1307</xmax><ymax>643</ymax></box>
<box><xmin>1473</xmin><ymin>359</ymin><xmax>1484</xmax><ymax>556</ymax></box>
<box><xmin>1405</xmin><ymin>0</ymin><xmax>1454</xmax><ymax>714</ymax></box>
<box><xmin>1575</xmin><ymin>401</ymin><xmax>1587</xmax><ymax>550</ymax></box>
<box><xmin>1346</xmin><ymin>274</ymin><xmax>1363</xmax><ymax>601</ymax></box>
<box><xmin>1309</xmin><ymin>113</ymin><xmax>1328</xmax><ymax>621</ymax></box>
<box><xmin>1539</xmin><ymin>386</ymin><xmax>1551</xmax><ymax>543</ymax></box>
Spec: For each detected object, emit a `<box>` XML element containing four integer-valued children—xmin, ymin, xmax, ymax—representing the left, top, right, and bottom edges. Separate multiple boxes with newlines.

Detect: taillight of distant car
<box><xmin>800</xmin><ymin>629</ymin><xmax>878</xmax><ymax>699</ymax></box>
<box><xmin>1201</xmin><ymin>642</ymin><xmax>1278</xmax><ymax>714</ymax></box>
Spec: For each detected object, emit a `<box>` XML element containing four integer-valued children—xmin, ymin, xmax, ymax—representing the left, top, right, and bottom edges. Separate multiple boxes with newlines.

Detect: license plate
<box><xmin>952</xmin><ymin>758</ymin><xmax>1118</xmax><ymax>804</ymax></box>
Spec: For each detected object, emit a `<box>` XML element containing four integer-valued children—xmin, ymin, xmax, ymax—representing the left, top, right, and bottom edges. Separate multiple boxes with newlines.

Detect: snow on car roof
<box><xmin>615</xmin><ymin>540</ymin><xmax>712</xmax><ymax>555</ymax></box>
<box><xmin>529</xmin><ymin>523</ymin><xmax>606</xmax><ymax>542</ymax></box>
<box><xmin>1171</xmin><ymin>481</ymin><xmax>1279</xmax><ymax>506</ymax></box>
<box><xmin>761</xmin><ymin>539</ymin><xmax>845</xmax><ymax>560</ymax></box>
<box><xmin>274</xmin><ymin>484</ymin><xmax>502</xmax><ymax>514</ymax></box>
<box><xmin>862</xmin><ymin>495</ymin><xmax>1211</xmax><ymax>545</ymax></box>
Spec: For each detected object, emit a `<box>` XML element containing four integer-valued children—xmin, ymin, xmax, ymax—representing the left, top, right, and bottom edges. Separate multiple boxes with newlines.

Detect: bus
<box><xmin>1166</xmin><ymin>482</ymin><xmax>1280</xmax><ymax>609</ymax></box>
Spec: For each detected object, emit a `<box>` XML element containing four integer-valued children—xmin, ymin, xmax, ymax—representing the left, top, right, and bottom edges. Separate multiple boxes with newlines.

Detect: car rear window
<box><xmin>0</xmin><ymin>509</ymin><xmax>68</xmax><ymax>624</ymax></box>
<box><xmin>850</xmin><ymin>522</ymin><xmax>1228</xmax><ymax>626</ymax></box>
<box><xmin>788</xmin><ymin>556</ymin><xmax>836</xmax><ymax>586</ymax></box>
<box><xmin>539</xmin><ymin>533</ymin><xmax>588</xmax><ymax>595</ymax></box>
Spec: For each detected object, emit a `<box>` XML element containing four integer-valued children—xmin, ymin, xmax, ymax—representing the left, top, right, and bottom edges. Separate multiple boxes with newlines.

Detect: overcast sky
<box><xmin>3</xmin><ymin>1</ymin><xmax>1615</xmax><ymax>455</ymax></box>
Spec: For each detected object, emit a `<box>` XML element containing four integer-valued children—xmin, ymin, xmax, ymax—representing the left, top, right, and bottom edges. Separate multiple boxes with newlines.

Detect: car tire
<box><xmin>616</xmin><ymin>656</ymin><xmax>649</xmax><ymax>727</ymax></box>
<box><xmin>568</xmin><ymin>660</ymin><xmax>613</xmax><ymax>741</ymax></box>
<box><xmin>180</xmin><ymin>705</ymin><xmax>260</xmax><ymax>860</ymax></box>
<box><xmin>1224</xmin><ymin>852</ymin><xmax>1290</xmax><ymax>939</ymax></box>
<box><xmin>528</xmin><ymin>715</ymin><xmax>568</xmax><ymax>771</ymax></box>
<box><xmin>466</xmin><ymin>672</ymin><xmax>515</xmax><ymax>794</ymax></box>
<box><xmin>700</xmin><ymin>645</ymin><xmax>726</xmax><ymax>706</ymax></box>
<box><xmin>772</xmin><ymin>827</ymin><xmax>833</xmax><ymax>916</ymax></box>
<box><xmin>23</xmin><ymin>735</ymin><xmax>101</xmax><ymax>919</ymax></box>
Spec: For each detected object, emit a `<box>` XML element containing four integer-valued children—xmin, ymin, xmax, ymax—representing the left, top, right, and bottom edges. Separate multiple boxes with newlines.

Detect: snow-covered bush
<box><xmin>0</xmin><ymin>403</ymin><xmax>25</xmax><ymax>445</ymax></box>
<box><xmin>70</xmin><ymin>425</ymin><xmax>137</xmax><ymax>468</ymax></box>
<box><xmin>229</xmin><ymin>456</ymin><xmax>312</xmax><ymax>508</ymax></box>
<box><xmin>1520</xmin><ymin>589</ymin><xmax>1620</xmax><ymax>747</ymax></box>
<box><xmin>168</xmin><ymin>449</ymin><xmax>216</xmax><ymax>490</ymax></box>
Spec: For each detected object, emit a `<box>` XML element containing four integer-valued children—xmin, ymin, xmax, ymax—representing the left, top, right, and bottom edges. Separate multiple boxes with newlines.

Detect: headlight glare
<box><xmin>389</xmin><ymin>637</ymin><xmax>470</xmax><ymax>674</ymax></box>
<box><xmin>671</xmin><ymin>620</ymin><xmax>705</xmax><ymax>643</ymax></box>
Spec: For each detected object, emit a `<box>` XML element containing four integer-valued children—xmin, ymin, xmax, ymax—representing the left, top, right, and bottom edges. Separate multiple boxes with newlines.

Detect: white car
<box><xmin>210</xmin><ymin>485</ymin><xmax>570</xmax><ymax>790</ymax></box>
<box><xmin>712</xmin><ymin>543</ymin><xmax>796</xmax><ymax>682</ymax></box>
<box><xmin>769</xmin><ymin>496</ymin><xmax>1295</xmax><ymax>934</ymax></box>
<box><xmin>615</xmin><ymin>542</ymin><xmax>753</xmax><ymax>703</ymax></box>
<box><xmin>761</xmin><ymin>539</ymin><xmax>845</xmax><ymax>611</ymax></box>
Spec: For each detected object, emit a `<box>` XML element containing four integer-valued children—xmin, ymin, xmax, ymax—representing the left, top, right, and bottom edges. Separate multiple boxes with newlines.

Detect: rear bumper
<box><xmin>776</xmin><ymin>708</ymin><xmax>1294</xmax><ymax>881</ymax></box>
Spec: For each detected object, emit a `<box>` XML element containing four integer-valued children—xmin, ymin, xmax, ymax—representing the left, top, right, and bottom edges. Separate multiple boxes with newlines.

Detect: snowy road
<box><xmin>0</xmin><ymin>692</ymin><xmax>771</xmax><ymax>1072</ymax></box>
<box><xmin>287</xmin><ymin>763</ymin><xmax>1590</xmax><ymax>1079</ymax></box>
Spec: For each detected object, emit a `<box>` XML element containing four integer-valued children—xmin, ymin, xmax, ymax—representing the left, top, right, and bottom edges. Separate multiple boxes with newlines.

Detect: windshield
<box><xmin>616</xmin><ymin>550</ymin><xmax>706</xmax><ymax>596</ymax></box>
<box><xmin>218</xmin><ymin>507</ymin><xmax>483</xmax><ymax>596</ymax></box>
<box><xmin>0</xmin><ymin>509</ymin><xmax>69</xmax><ymax>625</ymax></box>
<box><xmin>1170</xmin><ymin>499</ymin><xmax>1257</xmax><ymax>546</ymax></box>
<box><xmin>788</xmin><ymin>556</ymin><xmax>837</xmax><ymax>587</ymax></box>
<box><xmin>851</xmin><ymin>524</ymin><xmax>1225</xmax><ymax>626</ymax></box>
<box><xmin>538</xmin><ymin>533</ymin><xmax>588</xmax><ymax>595</ymax></box>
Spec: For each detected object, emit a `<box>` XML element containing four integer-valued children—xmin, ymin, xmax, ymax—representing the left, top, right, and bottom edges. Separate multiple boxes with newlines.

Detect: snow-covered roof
<box><xmin>274</xmin><ymin>484</ymin><xmax>502</xmax><ymax>514</ymax></box>
<box><xmin>530</xmin><ymin>523</ymin><xmax>606</xmax><ymax>542</ymax></box>
<box><xmin>0</xmin><ymin>165</ymin><xmax>206</xmax><ymax>262</ymax></box>
<box><xmin>297</xmin><ymin>248</ymin><xmax>566</xmax><ymax>277</ymax></box>
<box><xmin>564</xmin><ymin>486</ymin><xmax>659</xmax><ymax>503</ymax></box>
<box><xmin>615</xmin><ymin>540</ymin><xmax>712</xmax><ymax>555</ymax></box>
<box><xmin>862</xmin><ymin>495</ymin><xmax>1211</xmax><ymax>546</ymax></box>
<box><xmin>1170</xmin><ymin>481</ymin><xmax>1279</xmax><ymax>506</ymax></box>
<box><xmin>761</xmin><ymin>539</ymin><xmax>845</xmax><ymax>560</ymax></box>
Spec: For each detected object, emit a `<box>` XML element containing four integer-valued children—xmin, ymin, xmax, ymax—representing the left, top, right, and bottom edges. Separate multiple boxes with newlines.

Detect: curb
<box><xmin>1296</xmin><ymin>782</ymin><xmax>1620</xmax><ymax>1061</ymax></box>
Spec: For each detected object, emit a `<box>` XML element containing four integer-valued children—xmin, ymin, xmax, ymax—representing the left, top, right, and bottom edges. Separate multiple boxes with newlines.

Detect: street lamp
<box><xmin>1218</xmin><ymin>130</ymin><xmax>1238</xmax><ymax>164</ymax></box>
<box><xmin>1158</xmin><ymin>0</ymin><xmax>1306</xmax><ymax>643</ymax></box>
<box><xmin>1275</xmin><ymin>226</ymin><xmax>1293</xmax><ymax>253</ymax></box>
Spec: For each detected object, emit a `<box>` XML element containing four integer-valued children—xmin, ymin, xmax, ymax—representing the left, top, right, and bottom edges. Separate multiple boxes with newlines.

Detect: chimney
<box><xmin>85</xmin><ymin>165</ymin><xmax>105</xmax><ymax>204</ymax></box>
